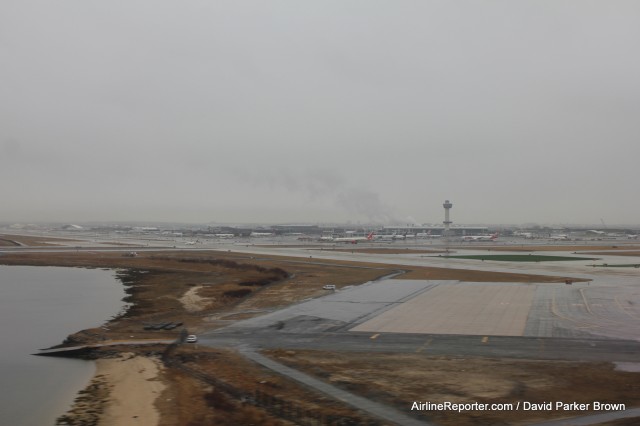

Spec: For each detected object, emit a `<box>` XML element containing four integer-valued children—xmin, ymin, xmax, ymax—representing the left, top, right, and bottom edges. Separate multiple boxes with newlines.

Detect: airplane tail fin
<box><xmin>367</xmin><ymin>232</ymin><xmax>374</xmax><ymax>240</ymax></box>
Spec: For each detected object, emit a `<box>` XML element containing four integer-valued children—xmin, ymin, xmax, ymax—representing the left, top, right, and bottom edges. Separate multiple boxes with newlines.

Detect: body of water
<box><xmin>0</xmin><ymin>265</ymin><xmax>126</xmax><ymax>425</ymax></box>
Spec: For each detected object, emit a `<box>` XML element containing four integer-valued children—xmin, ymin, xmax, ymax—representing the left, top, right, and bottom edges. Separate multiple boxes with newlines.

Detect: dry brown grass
<box><xmin>159</xmin><ymin>364</ymin><xmax>292</xmax><ymax>426</ymax></box>
<box><xmin>0</xmin><ymin>237</ymin><xmax>19</xmax><ymax>247</ymax></box>
<box><xmin>160</xmin><ymin>346</ymin><xmax>377</xmax><ymax>425</ymax></box>
<box><xmin>399</xmin><ymin>266</ymin><xmax>586</xmax><ymax>282</ymax></box>
<box><xmin>597</xmin><ymin>419</ymin><xmax>640</xmax><ymax>426</ymax></box>
<box><xmin>267</xmin><ymin>350</ymin><xmax>640</xmax><ymax>426</ymax></box>
<box><xmin>0</xmin><ymin>233</ymin><xmax>79</xmax><ymax>246</ymax></box>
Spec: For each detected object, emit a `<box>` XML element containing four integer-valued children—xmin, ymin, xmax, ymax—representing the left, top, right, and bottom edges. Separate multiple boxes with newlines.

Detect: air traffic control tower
<box><xmin>443</xmin><ymin>200</ymin><xmax>453</xmax><ymax>236</ymax></box>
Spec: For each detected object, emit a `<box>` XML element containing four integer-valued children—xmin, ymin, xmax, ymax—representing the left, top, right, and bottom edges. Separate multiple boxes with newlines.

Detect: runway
<box><xmin>204</xmin><ymin>276</ymin><xmax>640</xmax><ymax>366</ymax></box>
<box><xmin>351</xmin><ymin>282</ymin><xmax>535</xmax><ymax>336</ymax></box>
<box><xmin>213</xmin><ymin>274</ymin><xmax>640</xmax><ymax>342</ymax></box>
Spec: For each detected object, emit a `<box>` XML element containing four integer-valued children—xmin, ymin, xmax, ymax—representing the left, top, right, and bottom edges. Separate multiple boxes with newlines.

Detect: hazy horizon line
<box><xmin>2</xmin><ymin>220</ymin><xmax>640</xmax><ymax>229</ymax></box>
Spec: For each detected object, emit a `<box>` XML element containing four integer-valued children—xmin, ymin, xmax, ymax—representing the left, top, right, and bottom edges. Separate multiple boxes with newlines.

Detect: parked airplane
<box><xmin>215</xmin><ymin>234</ymin><xmax>235</xmax><ymax>239</ymax></box>
<box><xmin>461</xmin><ymin>232</ymin><xmax>499</xmax><ymax>242</ymax></box>
<box><xmin>549</xmin><ymin>234</ymin><xmax>570</xmax><ymax>241</ymax></box>
<box><xmin>185</xmin><ymin>240</ymin><xmax>198</xmax><ymax>245</ymax></box>
<box><xmin>374</xmin><ymin>233</ymin><xmax>395</xmax><ymax>241</ymax></box>
<box><xmin>250</xmin><ymin>232</ymin><xmax>274</xmax><ymax>237</ymax></box>
<box><xmin>318</xmin><ymin>233</ymin><xmax>335</xmax><ymax>242</ymax></box>
<box><xmin>374</xmin><ymin>232</ymin><xmax>408</xmax><ymax>241</ymax></box>
<box><xmin>334</xmin><ymin>232</ymin><xmax>375</xmax><ymax>243</ymax></box>
<box><xmin>514</xmin><ymin>231</ymin><xmax>534</xmax><ymax>239</ymax></box>
<box><xmin>416</xmin><ymin>230</ymin><xmax>441</xmax><ymax>238</ymax></box>
<box><xmin>628</xmin><ymin>234</ymin><xmax>639</xmax><ymax>239</ymax></box>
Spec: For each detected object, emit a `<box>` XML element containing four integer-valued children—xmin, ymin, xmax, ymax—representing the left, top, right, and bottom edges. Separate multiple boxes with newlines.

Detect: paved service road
<box><xmin>241</xmin><ymin>349</ymin><xmax>432</xmax><ymax>426</ymax></box>
<box><xmin>224</xmin><ymin>279</ymin><xmax>439</xmax><ymax>332</ymax></box>
<box><xmin>204</xmin><ymin>326</ymin><xmax>640</xmax><ymax>363</ymax></box>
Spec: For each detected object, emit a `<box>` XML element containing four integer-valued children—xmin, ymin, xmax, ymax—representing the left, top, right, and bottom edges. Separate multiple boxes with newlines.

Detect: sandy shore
<box><xmin>98</xmin><ymin>353</ymin><xmax>165</xmax><ymax>426</ymax></box>
<box><xmin>65</xmin><ymin>353</ymin><xmax>164</xmax><ymax>426</ymax></box>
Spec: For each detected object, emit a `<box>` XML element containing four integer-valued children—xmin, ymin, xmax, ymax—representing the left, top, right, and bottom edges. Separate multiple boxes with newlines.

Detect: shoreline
<box><xmin>57</xmin><ymin>353</ymin><xmax>166</xmax><ymax>426</ymax></box>
<box><xmin>0</xmin><ymin>264</ymin><xmax>129</xmax><ymax>426</ymax></box>
<box><xmin>99</xmin><ymin>353</ymin><xmax>166</xmax><ymax>426</ymax></box>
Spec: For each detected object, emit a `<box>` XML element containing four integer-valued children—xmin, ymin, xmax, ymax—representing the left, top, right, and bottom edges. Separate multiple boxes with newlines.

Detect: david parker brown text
<box><xmin>411</xmin><ymin>401</ymin><xmax>626</xmax><ymax>412</ymax></box>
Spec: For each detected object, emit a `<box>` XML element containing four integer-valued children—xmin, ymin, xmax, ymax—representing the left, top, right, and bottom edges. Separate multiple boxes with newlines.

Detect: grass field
<box><xmin>269</xmin><ymin>350</ymin><xmax>640</xmax><ymax>426</ymax></box>
<box><xmin>437</xmin><ymin>254</ymin><xmax>598</xmax><ymax>262</ymax></box>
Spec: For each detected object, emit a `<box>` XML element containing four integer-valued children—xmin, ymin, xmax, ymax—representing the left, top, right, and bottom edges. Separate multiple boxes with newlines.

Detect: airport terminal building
<box><xmin>271</xmin><ymin>224</ymin><xmax>491</xmax><ymax>237</ymax></box>
<box><xmin>381</xmin><ymin>225</ymin><xmax>489</xmax><ymax>236</ymax></box>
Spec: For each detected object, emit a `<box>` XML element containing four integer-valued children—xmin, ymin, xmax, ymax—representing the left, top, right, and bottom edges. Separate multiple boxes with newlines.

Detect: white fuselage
<box><xmin>461</xmin><ymin>233</ymin><xmax>498</xmax><ymax>242</ymax></box>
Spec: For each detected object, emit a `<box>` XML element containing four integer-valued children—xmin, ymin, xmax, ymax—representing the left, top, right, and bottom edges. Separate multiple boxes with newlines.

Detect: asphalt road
<box><xmin>203</xmin><ymin>328</ymin><xmax>640</xmax><ymax>363</ymax></box>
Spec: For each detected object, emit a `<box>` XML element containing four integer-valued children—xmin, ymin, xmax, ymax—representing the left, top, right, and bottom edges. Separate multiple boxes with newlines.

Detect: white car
<box><xmin>186</xmin><ymin>334</ymin><xmax>198</xmax><ymax>343</ymax></box>
<box><xmin>322</xmin><ymin>284</ymin><xmax>336</xmax><ymax>290</ymax></box>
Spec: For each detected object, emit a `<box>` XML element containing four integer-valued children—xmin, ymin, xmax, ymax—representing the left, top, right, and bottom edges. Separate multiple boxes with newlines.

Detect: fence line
<box><xmin>161</xmin><ymin>343</ymin><xmax>381</xmax><ymax>426</ymax></box>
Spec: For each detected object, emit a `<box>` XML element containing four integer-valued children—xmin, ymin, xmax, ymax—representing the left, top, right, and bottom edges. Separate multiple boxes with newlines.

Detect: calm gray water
<box><xmin>0</xmin><ymin>265</ymin><xmax>127</xmax><ymax>425</ymax></box>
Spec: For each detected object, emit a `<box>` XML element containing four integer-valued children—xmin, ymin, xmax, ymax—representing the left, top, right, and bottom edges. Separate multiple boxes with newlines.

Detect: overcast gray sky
<box><xmin>2</xmin><ymin>1</ymin><xmax>639</xmax><ymax>226</ymax></box>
